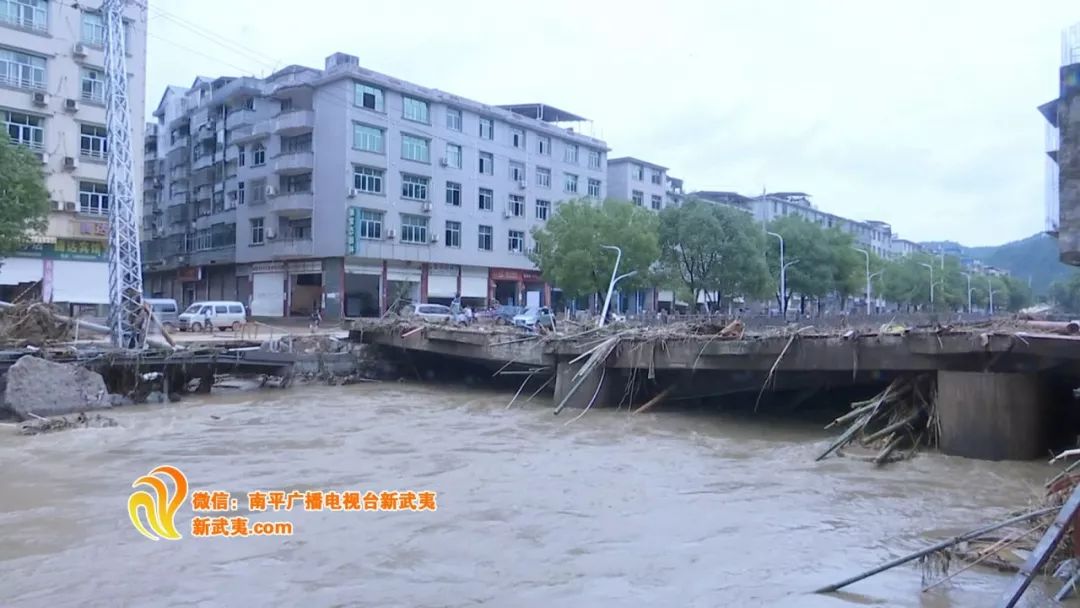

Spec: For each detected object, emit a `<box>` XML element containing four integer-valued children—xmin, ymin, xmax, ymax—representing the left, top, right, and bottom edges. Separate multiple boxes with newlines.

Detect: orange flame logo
<box><xmin>127</xmin><ymin>465</ymin><xmax>188</xmax><ymax>541</ymax></box>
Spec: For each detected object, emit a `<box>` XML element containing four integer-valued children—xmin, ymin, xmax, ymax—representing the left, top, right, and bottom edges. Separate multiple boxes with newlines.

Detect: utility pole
<box><xmin>987</xmin><ymin>275</ymin><xmax>996</xmax><ymax>315</ymax></box>
<box><xmin>961</xmin><ymin>272</ymin><xmax>972</xmax><ymax>313</ymax></box>
<box><xmin>853</xmin><ymin>247</ymin><xmax>870</xmax><ymax>315</ymax></box>
<box><xmin>103</xmin><ymin>0</ymin><xmax>144</xmax><ymax>349</ymax></box>
<box><xmin>768</xmin><ymin>231</ymin><xmax>786</xmax><ymax>319</ymax></box>
<box><xmin>919</xmin><ymin>262</ymin><xmax>934</xmax><ymax>311</ymax></box>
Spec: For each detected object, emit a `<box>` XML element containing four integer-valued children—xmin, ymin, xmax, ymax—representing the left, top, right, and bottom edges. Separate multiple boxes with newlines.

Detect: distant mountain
<box><xmin>919</xmin><ymin>233</ymin><xmax>1076</xmax><ymax>295</ymax></box>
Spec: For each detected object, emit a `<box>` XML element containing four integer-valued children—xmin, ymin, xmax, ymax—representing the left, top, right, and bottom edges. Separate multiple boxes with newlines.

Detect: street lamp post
<box><xmin>869</xmin><ymin>270</ymin><xmax>884</xmax><ymax>313</ymax></box>
<box><xmin>961</xmin><ymin>272</ymin><xmax>972</xmax><ymax>313</ymax></box>
<box><xmin>987</xmin><ymin>275</ymin><xmax>996</xmax><ymax>315</ymax></box>
<box><xmin>767</xmin><ymin>231</ymin><xmax>786</xmax><ymax>319</ymax></box>
<box><xmin>919</xmin><ymin>262</ymin><xmax>934</xmax><ymax>311</ymax></box>
<box><xmin>599</xmin><ymin>245</ymin><xmax>637</xmax><ymax>327</ymax></box>
<box><xmin>853</xmin><ymin>247</ymin><xmax>870</xmax><ymax>315</ymax></box>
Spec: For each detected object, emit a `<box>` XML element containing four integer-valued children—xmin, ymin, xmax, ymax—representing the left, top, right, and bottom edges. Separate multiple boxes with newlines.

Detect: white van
<box><xmin>178</xmin><ymin>301</ymin><xmax>247</xmax><ymax>332</ymax></box>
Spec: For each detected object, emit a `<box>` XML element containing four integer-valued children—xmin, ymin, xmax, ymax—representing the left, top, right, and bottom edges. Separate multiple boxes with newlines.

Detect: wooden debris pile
<box><xmin>816</xmin><ymin>374</ymin><xmax>937</xmax><ymax>465</ymax></box>
<box><xmin>0</xmin><ymin>302</ymin><xmax>74</xmax><ymax>345</ymax></box>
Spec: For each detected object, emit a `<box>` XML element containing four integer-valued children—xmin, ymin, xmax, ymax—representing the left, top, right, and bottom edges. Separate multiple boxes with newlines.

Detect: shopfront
<box><xmin>2</xmin><ymin>239</ymin><xmax>108</xmax><ymax>307</ymax></box>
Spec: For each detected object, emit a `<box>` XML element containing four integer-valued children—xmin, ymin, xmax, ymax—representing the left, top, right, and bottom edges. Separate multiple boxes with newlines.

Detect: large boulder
<box><xmin>3</xmin><ymin>356</ymin><xmax>110</xmax><ymax>420</ymax></box>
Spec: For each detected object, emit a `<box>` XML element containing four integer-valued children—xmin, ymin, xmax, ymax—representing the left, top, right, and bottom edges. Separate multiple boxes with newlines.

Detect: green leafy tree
<box><xmin>1050</xmin><ymin>272</ymin><xmax>1080</xmax><ymax>312</ymax></box>
<box><xmin>0</xmin><ymin>133</ymin><xmax>50</xmax><ymax>255</ymax></box>
<box><xmin>765</xmin><ymin>216</ymin><xmax>862</xmax><ymax>314</ymax></box>
<box><xmin>530</xmin><ymin>199</ymin><xmax>659</xmax><ymax>301</ymax></box>
<box><xmin>657</xmin><ymin>199</ymin><xmax>769</xmax><ymax>311</ymax></box>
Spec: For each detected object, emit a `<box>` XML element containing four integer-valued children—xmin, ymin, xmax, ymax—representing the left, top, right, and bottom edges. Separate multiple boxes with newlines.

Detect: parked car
<box><xmin>145</xmin><ymin>298</ymin><xmax>179</xmax><ymax>331</ymax></box>
<box><xmin>178</xmin><ymin>301</ymin><xmax>247</xmax><ymax>332</ymax></box>
<box><xmin>513</xmin><ymin>306</ymin><xmax>554</xmax><ymax>329</ymax></box>
<box><xmin>406</xmin><ymin>303</ymin><xmax>453</xmax><ymax>322</ymax></box>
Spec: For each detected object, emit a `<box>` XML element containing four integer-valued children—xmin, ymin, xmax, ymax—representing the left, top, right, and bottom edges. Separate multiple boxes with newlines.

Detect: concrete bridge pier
<box><xmin>554</xmin><ymin>358</ymin><xmax>616</xmax><ymax>411</ymax></box>
<box><xmin>936</xmin><ymin>371</ymin><xmax>1049</xmax><ymax>461</ymax></box>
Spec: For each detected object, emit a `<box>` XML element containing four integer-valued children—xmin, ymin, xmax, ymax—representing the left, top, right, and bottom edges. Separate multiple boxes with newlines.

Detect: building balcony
<box><xmin>274</xmin><ymin>110</ymin><xmax>314</xmax><ymax>135</ymax></box>
<box><xmin>231</xmin><ymin>120</ymin><xmax>272</xmax><ymax>144</ymax></box>
<box><xmin>226</xmin><ymin>109</ymin><xmax>256</xmax><ymax>128</ymax></box>
<box><xmin>272</xmin><ymin>151</ymin><xmax>314</xmax><ymax>174</ymax></box>
<box><xmin>192</xmin><ymin>154</ymin><xmax>217</xmax><ymax>172</ymax></box>
<box><xmin>169</xmin><ymin>136</ymin><xmax>189</xmax><ymax>152</ymax></box>
<box><xmin>262</xmin><ymin>238</ymin><xmax>314</xmax><ymax>259</ymax></box>
<box><xmin>270</xmin><ymin>190</ymin><xmax>314</xmax><ymax>216</ymax></box>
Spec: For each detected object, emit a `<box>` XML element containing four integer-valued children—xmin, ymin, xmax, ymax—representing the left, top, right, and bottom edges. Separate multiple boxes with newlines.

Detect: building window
<box><xmin>238</xmin><ymin>144</ymin><xmax>246</xmax><ymax>167</ymax></box>
<box><xmin>535</xmin><ymin>199</ymin><xmax>550</xmax><ymax>221</ymax></box>
<box><xmin>632</xmin><ymin>190</ymin><xmax>644</xmax><ymax>206</ymax></box>
<box><xmin>633</xmin><ymin>164</ymin><xmax>645</xmax><ymax>181</ymax></box>
<box><xmin>1</xmin><ymin>0</ymin><xmax>47</xmax><ymax>31</ymax></box>
<box><xmin>479</xmin><ymin>117</ymin><xmax>494</xmax><ymax>140</ymax></box>
<box><xmin>358</xmin><ymin>209</ymin><xmax>383</xmax><ymax>239</ymax></box>
<box><xmin>445</xmin><ymin>181</ymin><xmax>461</xmax><ymax>206</ymax></box>
<box><xmin>80</xmin><ymin>67</ymin><xmax>104</xmax><ymax>103</ymax></box>
<box><xmin>402</xmin><ymin>96</ymin><xmax>429</xmax><ymax>123</ymax></box>
<box><xmin>511</xmin><ymin>128</ymin><xmax>524</xmax><ymax>149</ymax></box>
<box><xmin>401</xmin><ymin>134</ymin><xmax>430</xmax><ymax>162</ymax></box>
<box><xmin>536</xmin><ymin>167</ymin><xmax>551</xmax><ymax>188</ymax></box>
<box><xmin>282</xmin><ymin>133</ymin><xmax>312</xmax><ymax>154</ymax></box>
<box><xmin>250</xmin><ymin>178</ymin><xmax>266</xmax><ymax>205</ymax></box>
<box><xmin>445</xmin><ymin>143</ymin><xmax>462</xmax><ymax>169</ymax></box>
<box><xmin>478</xmin><ymin>225</ymin><xmax>493</xmax><ymax>251</ymax></box>
<box><xmin>445</xmin><ymin>220</ymin><xmax>461</xmax><ymax>248</ymax></box>
<box><xmin>81</xmin><ymin>11</ymin><xmax>105</xmax><ymax>46</ymax></box>
<box><xmin>564</xmin><ymin>144</ymin><xmax>579</xmax><ymax>164</ymax></box>
<box><xmin>283</xmin><ymin>173</ymin><xmax>312</xmax><ymax>193</ymax></box>
<box><xmin>2</xmin><ymin>110</ymin><xmax>43</xmax><ymax>150</ymax></box>
<box><xmin>508</xmin><ymin>230</ymin><xmax>524</xmax><ymax>253</ymax></box>
<box><xmin>538</xmin><ymin>136</ymin><xmax>550</xmax><ymax>156</ymax></box>
<box><xmin>400</xmin><ymin>214</ymin><xmax>429</xmax><ymax>244</ymax></box>
<box><xmin>509</xmin><ymin>161</ymin><xmax>525</xmax><ymax>183</ymax></box>
<box><xmin>587</xmin><ymin>178</ymin><xmax>601</xmax><ymax>198</ymax></box>
<box><xmin>0</xmin><ymin>48</ymin><xmax>45</xmax><ymax>90</ymax></box>
<box><xmin>353</xmin><ymin>166</ymin><xmax>384</xmax><ymax>194</ymax></box>
<box><xmin>250</xmin><ymin>217</ymin><xmax>264</xmax><ymax>245</ymax></box>
<box><xmin>446</xmin><ymin>107</ymin><xmax>462</xmax><ymax>131</ymax></box>
<box><xmin>252</xmin><ymin>143</ymin><xmax>266</xmax><ymax>166</ymax></box>
<box><xmin>651</xmin><ymin>195</ymin><xmax>662</xmax><ymax>210</ymax></box>
<box><xmin>401</xmin><ymin>174</ymin><xmax>429</xmax><ymax>201</ymax></box>
<box><xmin>353</xmin><ymin>123</ymin><xmax>384</xmax><ymax>153</ymax></box>
<box><xmin>588</xmin><ymin>149</ymin><xmax>601</xmax><ymax>169</ymax></box>
<box><xmin>478</xmin><ymin>151</ymin><xmax>493</xmax><ymax>175</ymax></box>
<box><xmin>564</xmin><ymin>173</ymin><xmax>578</xmax><ymax>194</ymax></box>
<box><xmin>509</xmin><ymin>194</ymin><xmax>525</xmax><ymax>217</ymax></box>
<box><xmin>478</xmin><ymin>188</ymin><xmax>493</xmax><ymax>211</ymax></box>
<box><xmin>650</xmin><ymin>169</ymin><xmax>663</xmax><ymax>185</ymax></box>
<box><xmin>79</xmin><ymin>124</ymin><xmax>107</xmax><ymax>159</ymax></box>
<box><xmin>279</xmin><ymin>98</ymin><xmax>293</xmax><ymax>113</ymax></box>
<box><xmin>354</xmin><ymin>82</ymin><xmax>384</xmax><ymax>111</ymax></box>
<box><xmin>237</xmin><ymin>181</ymin><xmax>245</xmax><ymax>206</ymax></box>
<box><xmin>78</xmin><ymin>181</ymin><xmax>108</xmax><ymax>215</ymax></box>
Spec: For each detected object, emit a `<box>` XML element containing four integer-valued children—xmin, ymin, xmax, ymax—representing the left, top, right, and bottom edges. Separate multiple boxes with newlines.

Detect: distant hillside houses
<box><xmin>691</xmin><ymin>191</ymin><xmax>923</xmax><ymax>260</ymax></box>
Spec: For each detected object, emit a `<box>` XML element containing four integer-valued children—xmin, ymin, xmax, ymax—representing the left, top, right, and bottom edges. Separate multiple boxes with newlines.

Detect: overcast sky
<box><xmin>145</xmin><ymin>0</ymin><xmax>1079</xmax><ymax>247</ymax></box>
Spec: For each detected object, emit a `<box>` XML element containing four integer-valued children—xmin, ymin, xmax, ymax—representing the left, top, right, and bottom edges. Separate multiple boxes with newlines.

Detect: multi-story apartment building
<box><xmin>607</xmin><ymin>157</ymin><xmax>671</xmax><ymax>211</ymax></box>
<box><xmin>0</xmin><ymin>0</ymin><xmax>147</xmax><ymax>310</ymax></box>
<box><xmin>695</xmin><ymin>191</ymin><xmax>898</xmax><ymax>259</ymax></box>
<box><xmin>1041</xmin><ymin>22</ymin><xmax>1080</xmax><ymax>265</ymax></box>
<box><xmin>141</xmin><ymin>52</ymin><xmax>609</xmax><ymax>319</ymax></box>
<box><xmin>890</xmin><ymin>238</ymin><xmax>922</xmax><ymax>258</ymax></box>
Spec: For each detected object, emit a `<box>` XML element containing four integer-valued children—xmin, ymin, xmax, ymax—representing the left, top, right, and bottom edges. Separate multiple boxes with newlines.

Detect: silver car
<box><xmin>407</xmin><ymin>303</ymin><xmax>453</xmax><ymax>322</ymax></box>
<box><xmin>513</xmin><ymin>306</ymin><xmax>554</xmax><ymax>329</ymax></box>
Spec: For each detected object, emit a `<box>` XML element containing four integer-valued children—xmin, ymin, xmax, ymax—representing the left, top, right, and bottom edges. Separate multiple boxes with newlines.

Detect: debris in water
<box><xmin>17</xmin><ymin>412</ymin><xmax>118</xmax><ymax>435</ymax></box>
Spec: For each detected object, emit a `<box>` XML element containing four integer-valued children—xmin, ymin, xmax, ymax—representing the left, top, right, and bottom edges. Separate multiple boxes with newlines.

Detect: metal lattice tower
<box><xmin>103</xmin><ymin>0</ymin><xmax>144</xmax><ymax>349</ymax></box>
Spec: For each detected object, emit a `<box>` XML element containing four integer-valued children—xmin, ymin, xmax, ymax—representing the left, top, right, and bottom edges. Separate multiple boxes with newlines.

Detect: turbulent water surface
<box><xmin>0</xmin><ymin>383</ymin><xmax>1069</xmax><ymax>607</ymax></box>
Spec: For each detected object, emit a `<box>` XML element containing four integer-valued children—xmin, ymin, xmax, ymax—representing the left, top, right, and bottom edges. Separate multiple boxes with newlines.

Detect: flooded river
<box><xmin>0</xmin><ymin>383</ymin><xmax>1069</xmax><ymax>607</ymax></box>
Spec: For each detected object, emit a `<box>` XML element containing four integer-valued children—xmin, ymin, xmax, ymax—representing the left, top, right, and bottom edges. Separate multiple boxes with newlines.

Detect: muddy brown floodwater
<box><xmin>0</xmin><ymin>383</ymin><xmax>1071</xmax><ymax>607</ymax></box>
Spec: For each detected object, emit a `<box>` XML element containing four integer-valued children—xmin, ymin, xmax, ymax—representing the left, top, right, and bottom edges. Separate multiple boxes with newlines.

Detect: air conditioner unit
<box><xmin>421</xmin><ymin>202</ymin><xmax>432</xmax><ymax>213</ymax></box>
<box><xmin>348</xmin><ymin>188</ymin><xmax>359</xmax><ymax>198</ymax></box>
<box><xmin>34</xmin><ymin>151</ymin><xmax>48</xmax><ymax>164</ymax></box>
<box><xmin>64</xmin><ymin>201</ymin><xmax>76</xmax><ymax>212</ymax></box>
<box><xmin>265</xmin><ymin>185</ymin><xmax>277</xmax><ymax>197</ymax></box>
<box><xmin>386</xmin><ymin>229</ymin><xmax>396</xmax><ymax>240</ymax></box>
<box><xmin>64</xmin><ymin>98</ymin><xmax>79</xmax><ymax>112</ymax></box>
<box><xmin>503</xmin><ymin>210</ymin><xmax>512</xmax><ymax>219</ymax></box>
<box><xmin>430</xmin><ymin>234</ymin><xmax>439</xmax><ymax>243</ymax></box>
<box><xmin>63</xmin><ymin>156</ymin><xmax>78</xmax><ymax>170</ymax></box>
<box><xmin>73</xmin><ymin>43</ymin><xmax>87</xmax><ymax>57</ymax></box>
<box><xmin>266</xmin><ymin>228</ymin><xmax>277</xmax><ymax>239</ymax></box>
<box><xmin>32</xmin><ymin>91</ymin><xmax>48</xmax><ymax>107</ymax></box>
<box><xmin>439</xmin><ymin>157</ymin><xmax>449</xmax><ymax>167</ymax></box>
<box><xmin>517</xmin><ymin>180</ymin><xmax>527</xmax><ymax>189</ymax></box>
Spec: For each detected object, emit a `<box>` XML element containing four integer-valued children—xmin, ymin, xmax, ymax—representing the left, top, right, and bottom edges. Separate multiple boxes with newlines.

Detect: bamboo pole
<box><xmin>632</xmin><ymin>384</ymin><xmax>677</xmax><ymax>415</ymax></box>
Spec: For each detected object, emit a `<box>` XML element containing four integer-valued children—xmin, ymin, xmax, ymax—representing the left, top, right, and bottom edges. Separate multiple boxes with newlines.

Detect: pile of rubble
<box><xmin>0</xmin><ymin>302</ymin><xmax>74</xmax><ymax>346</ymax></box>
